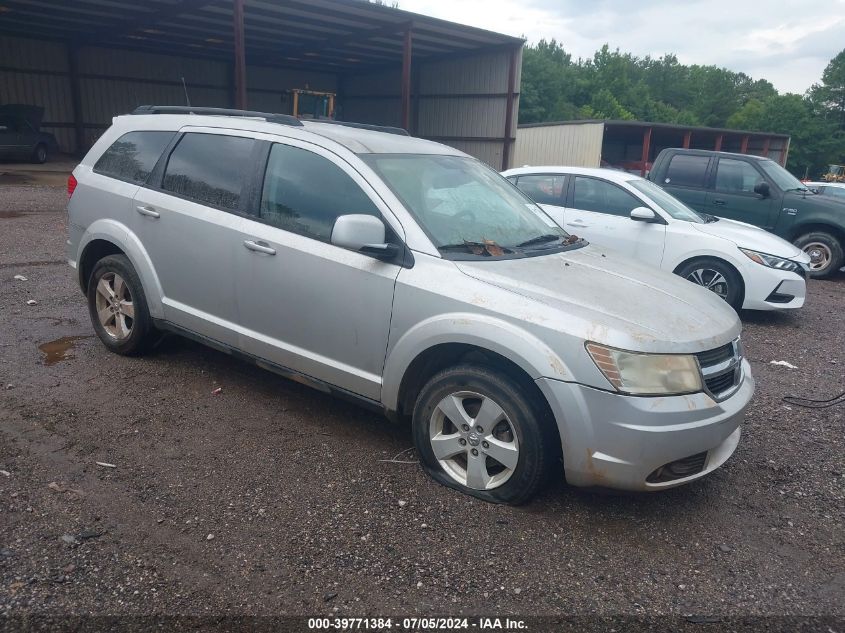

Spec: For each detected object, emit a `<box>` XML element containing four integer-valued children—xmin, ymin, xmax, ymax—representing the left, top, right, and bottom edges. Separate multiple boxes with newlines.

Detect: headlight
<box><xmin>586</xmin><ymin>343</ymin><xmax>703</xmax><ymax>396</ymax></box>
<box><xmin>739</xmin><ymin>248</ymin><xmax>802</xmax><ymax>273</ymax></box>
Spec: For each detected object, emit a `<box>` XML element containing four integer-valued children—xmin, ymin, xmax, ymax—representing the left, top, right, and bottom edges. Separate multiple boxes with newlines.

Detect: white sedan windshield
<box><xmin>630</xmin><ymin>179</ymin><xmax>704</xmax><ymax>223</ymax></box>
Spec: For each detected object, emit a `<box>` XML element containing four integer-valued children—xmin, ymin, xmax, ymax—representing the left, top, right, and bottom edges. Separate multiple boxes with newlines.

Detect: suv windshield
<box><xmin>362</xmin><ymin>154</ymin><xmax>575</xmax><ymax>257</ymax></box>
<box><xmin>758</xmin><ymin>159</ymin><xmax>807</xmax><ymax>192</ymax></box>
<box><xmin>629</xmin><ymin>179</ymin><xmax>704</xmax><ymax>223</ymax></box>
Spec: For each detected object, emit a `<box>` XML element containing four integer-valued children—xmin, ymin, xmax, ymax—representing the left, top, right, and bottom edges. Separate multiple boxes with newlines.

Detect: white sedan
<box><xmin>502</xmin><ymin>166</ymin><xmax>811</xmax><ymax>311</ymax></box>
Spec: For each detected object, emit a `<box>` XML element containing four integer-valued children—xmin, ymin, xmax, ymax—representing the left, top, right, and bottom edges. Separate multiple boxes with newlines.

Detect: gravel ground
<box><xmin>0</xmin><ymin>179</ymin><xmax>843</xmax><ymax>629</ymax></box>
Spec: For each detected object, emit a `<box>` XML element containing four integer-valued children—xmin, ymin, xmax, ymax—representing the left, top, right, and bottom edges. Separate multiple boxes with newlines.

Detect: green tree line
<box><xmin>519</xmin><ymin>41</ymin><xmax>845</xmax><ymax>178</ymax></box>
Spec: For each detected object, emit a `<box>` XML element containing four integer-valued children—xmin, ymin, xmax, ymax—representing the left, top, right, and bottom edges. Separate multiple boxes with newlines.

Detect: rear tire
<box><xmin>87</xmin><ymin>255</ymin><xmax>154</xmax><ymax>356</ymax></box>
<box><xmin>675</xmin><ymin>258</ymin><xmax>744</xmax><ymax>311</ymax></box>
<box><xmin>793</xmin><ymin>232</ymin><xmax>843</xmax><ymax>279</ymax></box>
<box><xmin>31</xmin><ymin>143</ymin><xmax>47</xmax><ymax>164</ymax></box>
<box><xmin>412</xmin><ymin>364</ymin><xmax>557</xmax><ymax>505</ymax></box>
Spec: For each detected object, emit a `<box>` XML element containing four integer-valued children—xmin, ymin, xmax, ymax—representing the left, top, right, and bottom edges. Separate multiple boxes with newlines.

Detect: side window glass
<box><xmin>259</xmin><ymin>143</ymin><xmax>379</xmax><ymax>242</ymax></box>
<box><xmin>664</xmin><ymin>154</ymin><xmax>710</xmax><ymax>187</ymax></box>
<box><xmin>162</xmin><ymin>133</ymin><xmax>254</xmax><ymax>210</ymax></box>
<box><xmin>93</xmin><ymin>131</ymin><xmax>175</xmax><ymax>185</ymax></box>
<box><xmin>573</xmin><ymin>177</ymin><xmax>641</xmax><ymax>216</ymax></box>
<box><xmin>514</xmin><ymin>174</ymin><xmax>566</xmax><ymax>205</ymax></box>
<box><xmin>715</xmin><ymin>158</ymin><xmax>764</xmax><ymax>194</ymax></box>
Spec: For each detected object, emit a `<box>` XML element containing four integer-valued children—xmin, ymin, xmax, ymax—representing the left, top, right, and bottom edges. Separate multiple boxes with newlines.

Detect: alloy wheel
<box><xmin>686</xmin><ymin>268</ymin><xmax>729</xmax><ymax>300</ymax></box>
<box><xmin>95</xmin><ymin>272</ymin><xmax>134</xmax><ymax>340</ymax></box>
<box><xmin>428</xmin><ymin>390</ymin><xmax>519</xmax><ymax>490</ymax></box>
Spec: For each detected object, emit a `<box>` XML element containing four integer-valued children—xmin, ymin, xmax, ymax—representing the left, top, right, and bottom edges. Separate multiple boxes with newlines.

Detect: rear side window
<box><xmin>715</xmin><ymin>158</ymin><xmax>764</xmax><ymax>194</ymax></box>
<box><xmin>663</xmin><ymin>154</ymin><xmax>710</xmax><ymax>188</ymax></box>
<box><xmin>572</xmin><ymin>176</ymin><xmax>641</xmax><ymax>216</ymax></box>
<box><xmin>162</xmin><ymin>133</ymin><xmax>254</xmax><ymax>210</ymax></box>
<box><xmin>93</xmin><ymin>131</ymin><xmax>175</xmax><ymax>185</ymax></box>
<box><xmin>514</xmin><ymin>174</ymin><xmax>566</xmax><ymax>205</ymax></box>
<box><xmin>259</xmin><ymin>143</ymin><xmax>378</xmax><ymax>242</ymax></box>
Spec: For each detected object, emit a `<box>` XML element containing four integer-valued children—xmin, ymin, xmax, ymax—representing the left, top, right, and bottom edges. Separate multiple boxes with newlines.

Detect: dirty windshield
<box><xmin>362</xmin><ymin>154</ymin><xmax>576</xmax><ymax>257</ymax></box>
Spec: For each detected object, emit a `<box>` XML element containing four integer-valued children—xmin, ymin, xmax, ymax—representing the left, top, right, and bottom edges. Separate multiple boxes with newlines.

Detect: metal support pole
<box><xmin>233</xmin><ymin>0</ymin><xmax>247</xmax><ymax>110</ymax></box>
<box><xmin>761</xmin><ymin>137</ymin><xmax>771</xmax><ymax>158</ymax></box>
<box><xmin>714</xmin><ymin>134</ymin><xmax>723</xmax><ymax>151</ymax></box>
<box><xmin>501</xmin><ymin>46</ymin><xmax>519</xmax><ymax>171</ymax></box>
<box><xmin>740</xmin><ymin>135</ymin><xmax>749</xmax><ymax>154</ymax></box>
<box><xmin>682</xmin><ymin>130</ymin><xmax>691</xmax><ymax>149</ymax></box>
<box><xmin>401</xmin><ymin>29</ymin><xmax>413</xmax><ymax>131</ymax></box>
<box><xmin>640</xmin><ymin>127</ymin><xmax>652</xmax><ymax>177</ymax></box>
<box><xmin>67</xmin><ymin>43</ymin><xmax>85</xmax><ymax>156</ymax></box>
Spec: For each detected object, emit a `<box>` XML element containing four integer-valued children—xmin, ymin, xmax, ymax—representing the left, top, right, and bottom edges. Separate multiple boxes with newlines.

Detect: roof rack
<box><xmin>310</xmin><ymin>119</ymin><xmax>410</xmax><ymax>137</ymax></box>
<box><xmin>131</xmin><ymin>105</ymin><xmax>303</xmax><ymax>127</ymax></box>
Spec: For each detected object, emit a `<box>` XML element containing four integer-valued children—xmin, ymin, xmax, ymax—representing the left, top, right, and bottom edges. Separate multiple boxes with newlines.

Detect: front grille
<box><xmin>695</xmin><ymin>340</ymin><xmax>742</xmax><ymax>400</ymax></box>
<box><xmin>705</xmin><ymin>371</ymin><xmax>735</xmax><ymax>394</ymax></box>
<box><xmin>695</xmin><ymin>343</ymin><xmax>733</xmax><ymax>367</ymax></box>
<box><xmin>647</xmin><ymin>452</ymin><xmax>708</xmax><ymax>483</ymax></box>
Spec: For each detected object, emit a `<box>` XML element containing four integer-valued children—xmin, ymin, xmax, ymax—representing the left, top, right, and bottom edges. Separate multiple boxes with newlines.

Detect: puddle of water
<box><xmin>38</xmin><ymin>335</ymin><xmax>92</xmax><ymax>366</ymax></box>
<box><xmin>0</xmin><ymin>211</ymin><xmax>24</xmax><ymax>219</ymax></box>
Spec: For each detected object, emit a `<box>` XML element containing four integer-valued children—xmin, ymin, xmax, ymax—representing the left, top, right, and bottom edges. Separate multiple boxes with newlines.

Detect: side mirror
<box><xmin>331</xmin><ymin>214</ymin><xmax>398</xmax><ymax>260</ymax></box>
<box><xmin>754</xmin><ymin>181</ymin><xmax>770</xmax><ymax>197</ymax></box>
<box><xmin>630</xmin><ymin>207</ymin><xmax>657</xmax><ymax>222</ymax></box>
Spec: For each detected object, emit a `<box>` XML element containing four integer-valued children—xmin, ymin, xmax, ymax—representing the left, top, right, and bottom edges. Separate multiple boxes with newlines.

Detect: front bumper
<box><xmin>536</xmin><ymin>359</ymin><xmax>755</xmax><ymax>491</ymax></box>
<box><xmin>740</xmin><ymin>260</ymin><xmax>806</xmax><ymax>310</ymax></box>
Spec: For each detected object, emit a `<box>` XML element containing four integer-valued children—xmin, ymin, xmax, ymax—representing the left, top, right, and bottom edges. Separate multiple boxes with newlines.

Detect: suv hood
<box><xmin>455</xmin><ymin>245</ymin><xmax>740</xmax><ymax>353</ymax></box>
<box><xmin>691</xmin><ymin>217</ymin><xmax>804</xmax><ymax>259</ymax></box>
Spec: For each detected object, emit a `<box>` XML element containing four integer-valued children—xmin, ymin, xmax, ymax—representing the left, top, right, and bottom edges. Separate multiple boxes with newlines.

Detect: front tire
<box><xmin>676</xmin><ymin>258</ymin><xmax>744</xmax><ymax>310</ymax></box>
<box><xmin>793</xmin><ymin>232</ymin><xmax>843</xmax><ymax>279</ymax></box>
<box><xmin>412</xmin><ymin>364</ymin><xmax>557</xmax><ymax>505</ymax></box>
<box><xmin>87</xmin><ymin>255</ymin><xmax>154</xmax><ymax>356</ymax></box>
<box><xmin>31</xmin><ymin>143</ymin><xmax>47</xmax><ymax>164</ymax></box>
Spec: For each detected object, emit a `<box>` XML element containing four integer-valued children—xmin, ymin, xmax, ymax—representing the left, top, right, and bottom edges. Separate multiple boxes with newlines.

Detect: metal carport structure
<box><xmin>0</xmin><ymin>0</ymin><xmax>523</xmax><ymax>168</ymax></box>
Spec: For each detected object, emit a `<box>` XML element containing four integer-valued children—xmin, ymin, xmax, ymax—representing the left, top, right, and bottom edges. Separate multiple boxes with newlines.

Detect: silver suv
<box><xmin>67</xmin><ymin>106</ymin><xmax>755</xmax><ymax>503</ymax></box>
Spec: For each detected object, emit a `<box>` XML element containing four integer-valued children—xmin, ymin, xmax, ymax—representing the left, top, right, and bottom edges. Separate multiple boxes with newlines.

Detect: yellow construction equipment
<box><xmin>285</xmin><ymin>88</ymin><xmax>336</xmax><ymax>119</ymax></box>
<box><xmin>822</xmin><ymin>164</ymin><xmax>845</xmax><ymax>182</ymax></box>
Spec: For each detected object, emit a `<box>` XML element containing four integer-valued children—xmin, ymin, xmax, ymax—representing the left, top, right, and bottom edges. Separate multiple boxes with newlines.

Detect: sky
<box><xmin>400</xmin><ymin>0</ymin><xmax>845</xmax><ymax>94</ymax></box>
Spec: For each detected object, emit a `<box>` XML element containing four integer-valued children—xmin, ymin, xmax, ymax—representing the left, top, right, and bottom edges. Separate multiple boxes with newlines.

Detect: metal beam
<box><xmin>640</xmin><ymin>127</ymin><xmax>653</xmax><ymax>177</ymax></box>
<box><xmin>714</xmin><ymin>134</ymin><xmax>723</xmax><ymax>152</ymax></box>
<box><xmin>501</xmin><ymin>45</ymin><xmax>519</xmax><ymax>170</ymax></box>
<box><xmin>401</xmin><ymin>29</ymin><xmax>412</xmax><ymax>131</ymax></box>
<box><xmin>233</xmin><ymin>0</ymin><xmax>247</xmax><ymax>109</ymax></box>
<box><xmin>682</xmin><ymin>130</ymin><xmax>691</xmax><ymax>148</ymax></box>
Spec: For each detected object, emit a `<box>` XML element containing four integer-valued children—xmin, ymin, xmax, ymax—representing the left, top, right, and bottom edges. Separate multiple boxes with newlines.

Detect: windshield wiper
<box><xmin>515</xmin><ymin>234</ymin><xmax>563</xmax><ymax>248</ymax></box>
<box><xmin>438</xmin><ymin>240</ymin><xmax>513</xmax><ymax>256</ymax></box>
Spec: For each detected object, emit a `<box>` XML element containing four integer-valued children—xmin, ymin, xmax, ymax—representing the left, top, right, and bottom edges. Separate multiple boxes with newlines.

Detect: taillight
<box><xmin>67</xmin><ymin>174</ymin><xmax>77</xmax><ymax>199</ymax></box>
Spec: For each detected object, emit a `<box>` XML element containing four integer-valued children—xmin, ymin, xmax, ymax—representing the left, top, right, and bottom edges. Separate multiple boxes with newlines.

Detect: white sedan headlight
<box><xmin>739</xmin><ymin>248</ymin><xmax>803</xmax><ymax>273</ymax></box>
<box><xmin>586</xmin><ymin>343</ymin><xmax>703</xmax><ymax>395</ymax></box>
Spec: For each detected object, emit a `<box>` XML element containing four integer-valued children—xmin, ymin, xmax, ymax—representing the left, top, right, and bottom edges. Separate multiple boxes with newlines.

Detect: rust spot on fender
<box><xmin>583</xmin><ymin>448</ymin><xmax>612</xmax><ymax>486</ymax></box>
<box><xmin>547</xmin><ymin>353</ymin><xmax>566</xmax><ymax>377</ymax></box>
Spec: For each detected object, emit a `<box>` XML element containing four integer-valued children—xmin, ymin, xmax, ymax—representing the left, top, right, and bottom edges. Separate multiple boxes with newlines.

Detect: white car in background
<box><xmin>804</xmin><ymin>181</ymin><xmax>845</xmax><ymax>201</ymax></box>
<box><xmin>502</xmin><ymin>166</ymin><xmax>811</xmax><ymax>311</ymax></box>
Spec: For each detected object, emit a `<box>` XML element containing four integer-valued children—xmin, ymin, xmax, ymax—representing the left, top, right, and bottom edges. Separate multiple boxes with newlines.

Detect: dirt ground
<box><xmin>1</xmin><ymin>171</ymin><xmax>843</xmax><ymax>629</ymax></box>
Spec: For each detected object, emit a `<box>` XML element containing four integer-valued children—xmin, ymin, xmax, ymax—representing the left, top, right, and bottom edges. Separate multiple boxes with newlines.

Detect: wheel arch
<box><xmin>76</xmin><ymin>220</ymin><xmax>164</xmax><ymax>318</ymax></box>
<box><xmin>789</xmin><ymin>222</ymin><xmax>845</xmax><ymax>244</ymax></box>
<box><xmin>383</xmin><ymin>315</ymin><xmax>572</xmax><ymax>421</ymax></box>
<box><xmin>672</xmin><ymin>254</ymin><xmax>745</xmax><ymax>307</ymax></box>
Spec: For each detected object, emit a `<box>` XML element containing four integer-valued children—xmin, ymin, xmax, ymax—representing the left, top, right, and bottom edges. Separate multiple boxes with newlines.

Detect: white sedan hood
<box><xmin>691</xmin><ymin>218</ymin><xmax>805</xmax><ymax>260</ymax></box>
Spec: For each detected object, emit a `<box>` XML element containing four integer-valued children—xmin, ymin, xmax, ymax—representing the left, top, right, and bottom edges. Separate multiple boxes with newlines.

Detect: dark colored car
<box><xmin>649</xmin><ymin>148</ymin><xmax>845</xmax><ymax>278</ymax></box>
<box><xmin>0</xmin><ymin>104</ymin><xmax>59</xmax><ymax>164</ymax></box>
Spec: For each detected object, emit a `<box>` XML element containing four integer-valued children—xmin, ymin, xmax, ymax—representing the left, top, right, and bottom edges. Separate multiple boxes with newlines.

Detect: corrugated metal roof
<box><xmin>0</xmin><ymin>0</ymin><xmax>523</xmax><ymax>72</ymax></box>
<box><xmin>518</xmin><ymin>119</ymin><xmax>790</xmax><ymax>140</ymax></box>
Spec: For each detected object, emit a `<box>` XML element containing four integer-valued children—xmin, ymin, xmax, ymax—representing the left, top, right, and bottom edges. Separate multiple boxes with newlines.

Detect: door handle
<box><xmin>243</xmin><ymin>240</ymin><xmax>276</xmax><ymax>256</ymax></box>
<box><xmin>136</xmin><ymin>205</ymin><xmax>160</xmax><ymax>218</ymax></box>
<box><xmin>712</xmin><ymin>199</ymin><xmax>726</xmax><ymax>206</ymax></box>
